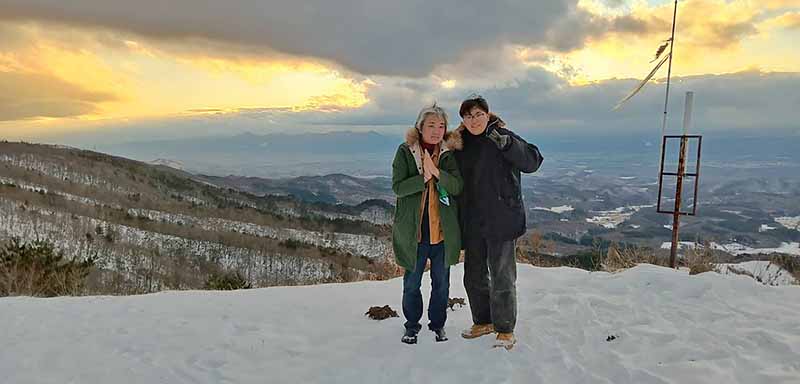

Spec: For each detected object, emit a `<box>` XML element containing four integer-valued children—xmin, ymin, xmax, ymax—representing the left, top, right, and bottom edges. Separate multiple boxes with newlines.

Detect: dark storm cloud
<box><xmin>0</xmin><ymin>0</ymin><xmax>662</xmax><ymax>77</ymax></box>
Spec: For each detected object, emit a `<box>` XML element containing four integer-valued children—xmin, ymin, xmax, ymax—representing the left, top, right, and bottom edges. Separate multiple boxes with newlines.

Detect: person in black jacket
<box><xmin>453</xmin><ymin>95</ymin><xmax>543</xmax><ymax>350</ymax></box>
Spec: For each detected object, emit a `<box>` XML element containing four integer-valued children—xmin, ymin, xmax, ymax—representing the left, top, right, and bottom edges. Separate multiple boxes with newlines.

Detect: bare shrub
<box><xmin>603</xmin><ymin>243</ymin><xmax>662</xmax><ymax>272</ymax></box>
<box><xmin>524</xmin><ymin>231</ymin><xmax>558</xmax><ymax>266</ymax></box>
<box><xmin>686</xmin><ymin>241</ymin><xmax>715</xmax><ymax>275</ymax></box>
<box><xmin>770</xmin><ymin>254</ymin><xmax>800</xmax><ymax>284</ymax></box>
<box><xmin>205</xmin><ymin>270</ymin><xmax>252</xmax><ymax>290</ymax></box>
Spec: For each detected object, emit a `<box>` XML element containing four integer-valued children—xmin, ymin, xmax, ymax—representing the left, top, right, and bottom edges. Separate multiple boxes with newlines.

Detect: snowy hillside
<box><xmin>715</xmin><ymin>261</ymin><xmax>798</xmax><ymax>286</ymax></box>
<box><xmin>0</xmin><ymin>142</ymin><xmax>396</xmax><ymax>291</ymax></box>
<box><xmin>3</xmin><ymin>264</ymin><xmax>799</xmax><ymax>384</ymax></box>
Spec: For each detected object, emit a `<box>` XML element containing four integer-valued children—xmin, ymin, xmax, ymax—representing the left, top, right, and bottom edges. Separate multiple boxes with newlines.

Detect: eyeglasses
<box><xmin>463</xmin><ymin>111</ymin><xmax>486</xmax><ymax>120</ymax></box>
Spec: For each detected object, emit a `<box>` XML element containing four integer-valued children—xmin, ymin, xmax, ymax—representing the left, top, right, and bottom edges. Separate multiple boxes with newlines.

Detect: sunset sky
<box><xmin>0</xmin><ymin>0</ymin><xmax>798</xmax><ymax>143</ymax></box>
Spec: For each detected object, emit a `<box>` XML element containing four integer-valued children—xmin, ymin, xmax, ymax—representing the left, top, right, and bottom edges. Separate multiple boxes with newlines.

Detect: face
<box><xmin>462</xmin><ymin>106</ymin><xmax>489</xmax><ymax>135</ymax></box>
<box><xmin>421</xmin><ymin>114</ymin><xmax>446</xmax><ymax>145</ymax></box>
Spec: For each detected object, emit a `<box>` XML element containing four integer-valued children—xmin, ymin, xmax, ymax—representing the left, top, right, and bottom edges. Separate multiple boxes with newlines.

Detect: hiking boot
<box><xmin>433</xmin><ymin>328</ymin><xmax>448</xmax><ymax>342</ymax></box>
<box><xmin>493</xmin><ymin>332</ymin><xmax>517</xmax><ymax>350</ymax></box>
<box><xmin>401</xmin><ymin>328</ymin><xmax>418</xmax><ymax>345</ymax></box>
<box><xmin>461</xmin><ymin>323</ymin><xmax>494</xmax><ymax>339</ymax></box>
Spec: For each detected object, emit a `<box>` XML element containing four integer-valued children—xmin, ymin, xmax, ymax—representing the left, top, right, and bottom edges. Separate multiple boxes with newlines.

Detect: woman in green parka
<box><xmin>392</xmin><ymin>103</ymin><xmax>463</xmax><ymax>344</ymax></box>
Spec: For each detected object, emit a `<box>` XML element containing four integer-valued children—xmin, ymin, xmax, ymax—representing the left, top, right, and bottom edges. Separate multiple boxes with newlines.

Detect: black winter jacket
<box><xmin>453</xmin><ymin>116</ymin><xmax>544</xmax><ymax>242</ymax></box>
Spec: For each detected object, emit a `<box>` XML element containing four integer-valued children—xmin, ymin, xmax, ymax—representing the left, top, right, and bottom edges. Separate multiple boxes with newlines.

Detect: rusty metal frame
<box><xmin>656</xmin><ymin>135</ymin><xmax>702</xmax><ymax>216</ymax></box>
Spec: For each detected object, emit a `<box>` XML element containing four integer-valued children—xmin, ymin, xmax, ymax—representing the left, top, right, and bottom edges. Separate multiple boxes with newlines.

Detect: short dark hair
<box><xmin>459</xmin><ymin>95</ymin><xmax>489</xmax><ymax>117</ymax></box>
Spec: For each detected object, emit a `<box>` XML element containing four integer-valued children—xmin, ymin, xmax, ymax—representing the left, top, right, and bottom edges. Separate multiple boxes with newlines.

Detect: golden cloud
<box><xmin>0</xmin><ymin>71</ymin><xmax>118</xmax><ymax>121</ymax></box>
<box><xmin>0</xmin><ymin>21</ymin><xmax>370</xmax><ymax>126</ymax></box>
<box><xmin>561</xmin><ymin>0</ymin><xmax>800</xmax><ymax>82</ymax></box>
<box><xmin>764</xmin><ymin>12</ymin><xmax>800</xmax><ymax>30</ymax></box>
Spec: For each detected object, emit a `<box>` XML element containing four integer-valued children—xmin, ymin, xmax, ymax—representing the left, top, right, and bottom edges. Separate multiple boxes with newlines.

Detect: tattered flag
<box><xmin>651</xmin><ymin>38</ymin><xmax>672</xmax><ymax>63</ymax></box>
<box><xmin>613</xmin><ymin>52</ymin><xmax>671</xmax><ymax>111</ymax></box>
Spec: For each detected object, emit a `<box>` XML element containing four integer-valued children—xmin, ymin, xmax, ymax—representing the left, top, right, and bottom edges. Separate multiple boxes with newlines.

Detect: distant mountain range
<box><xmin>98</xmin><ymin>131</ymin><xmax>399</xmax><ymax>178</ymax></box>
<box><xmin>93</xmin><ymin>130</ymin><xmax>800</xmax><ymax>179</ymax></box>
<box><xmin>195</xmin><ymin>173</ymin><xmax>394</xmax><ymax>205</ymax></box>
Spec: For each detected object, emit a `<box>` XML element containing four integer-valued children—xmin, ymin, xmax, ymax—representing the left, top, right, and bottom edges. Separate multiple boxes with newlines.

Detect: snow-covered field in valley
<box><xmin>776</xmin><ymin>216</ymin><xmax>800</xmax><ymax>231</ymax></box>
<box><xmin>2</xmin><ymin>264</ymin><xmax>800</xmax><ymax>384</ymax></box>
<box><xmin>533</xmin><ymin>205</ymin><xmax>575</xmax><ymax>214</ymax></box>
<box><xmin>585</xmin><ymin>205</ymin><xmax>655</xmax><ymax>229</ymax></box>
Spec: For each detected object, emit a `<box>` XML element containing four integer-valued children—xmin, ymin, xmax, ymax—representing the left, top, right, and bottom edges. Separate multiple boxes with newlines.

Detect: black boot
<box><xmin>433</xmin><ymin>328</ymin><xmax>448</xmax><ymax>342</ymax></box>
<box><xmin>401</xmin><ymin>328</ymin><xmax>418</xmax><ymax>344</ymax></box>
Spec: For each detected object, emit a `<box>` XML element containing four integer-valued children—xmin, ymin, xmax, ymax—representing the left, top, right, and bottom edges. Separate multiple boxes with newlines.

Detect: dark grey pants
<box><xmin>463</xmin><ymin>236</ymin><xmax>517</xmax><ymax>333</ymax></box>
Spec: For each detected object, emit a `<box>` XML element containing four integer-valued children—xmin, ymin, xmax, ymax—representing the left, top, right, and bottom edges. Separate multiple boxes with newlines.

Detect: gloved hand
<box><xmin>486</xmin><ymin>127</ymin><xmax>510</xmax><ymax>150</ymax></box>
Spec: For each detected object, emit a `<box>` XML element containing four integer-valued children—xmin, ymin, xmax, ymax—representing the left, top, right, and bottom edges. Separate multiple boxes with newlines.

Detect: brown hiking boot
<box><xmin>493</xmin><ymin>332</ymin><xmax>517</xmax><ymax>350</ymax></box>
<box><xmin>461</xmin><ymin>323</ymin><xmax>495</xmax><ymax>339</ymax></box>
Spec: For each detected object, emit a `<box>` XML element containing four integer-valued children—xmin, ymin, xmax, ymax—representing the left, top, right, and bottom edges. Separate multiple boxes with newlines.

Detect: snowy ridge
<box><xmin>126</xmin><ymin>207</ymin><xmax>390</xmax><ymax>260</ymax></box>
<box><xmin>715</xmin><ymin>261</ymin><xmax>798</xmax><ymax>286</ymax></box>
<box><xmin>308</xmin><ymin>206</ymin><xmax>393</xmax><ymax>226</ymax></box>
<box><xmin>0</xmin><ymin>176</ymin><xmax>124</xmax><ymax>209</ymax></box>
<box><xmin>149</xmin><ymin>158</ymin><xmax>186</xmax><ymax>170</ymax></box>
<box><xmin>0</xmin><ymin>198</ymin><xmax>363</xmax><ymax>286</ymax></box>
<box><xmin>712</xmin><ymin>242</ymin><xmax>800</xmax><ymax>256</ymax></box>
<box><xmin>659</xmin><ymin>241</ymin><xmax>800</xmax><ymax>257</ymax></box>
<box><xmin>0</xmin><ymin>154</ymin><xmax>135</xmax><ymax>194</ymax></box>
<box><xmin>0</xmin><ymin>175</ymin><xmax>389</xmax><ymax>261</ymax></box>
<box><xmin>2</xmin><ymin>264</ymin><xmax>799</xmax><ymax>383</ymax></box>
<box><xmin>272</xmin><ymin>204</ymin><xmax>392</xmax><ymax>226</ymax></box>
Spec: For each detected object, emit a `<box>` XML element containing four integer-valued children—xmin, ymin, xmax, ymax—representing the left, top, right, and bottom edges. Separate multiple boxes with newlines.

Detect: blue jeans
<box><xmin>402</xmin><ymin>242</ymin><xmax>450</xmax><ymax>333</ymax></box>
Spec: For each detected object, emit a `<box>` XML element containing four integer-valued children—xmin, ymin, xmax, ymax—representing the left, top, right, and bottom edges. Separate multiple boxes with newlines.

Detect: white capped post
<box><xmin>682</xmin><ymin>91</ymin><xmax>694</xmax><ymax>135</ymax></box>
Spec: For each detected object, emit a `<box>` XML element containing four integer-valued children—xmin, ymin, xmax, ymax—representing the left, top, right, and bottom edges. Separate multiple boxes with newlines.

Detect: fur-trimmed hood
<box><xmin>454</xmin><ymin>113</ymin><xmax>506</xmax><ymax>135</ymax></box>
<box><xmin>404</xmin><ymin>127</ymin><xmax>463</xmax><ymax>176</ymax></box>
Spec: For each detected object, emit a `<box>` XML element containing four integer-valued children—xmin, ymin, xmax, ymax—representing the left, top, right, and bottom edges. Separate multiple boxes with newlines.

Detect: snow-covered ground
<box><xmin>659</xmin><ymin>241</ymin><xmax>800</xmax><ymax>257</ymax></box>
<box><xmin>776</xmin><ymin>216</ymin><xmax>800</xmax><ymax>231</ymax></box>
<box><xmin>712</xmin><ymin>242</ymin><xmax>800</xmax><ymax>257</ymax></box>
<box><xmin>660</xmin><ymin>241</ymin><xmax>700</xmax><ymax>250</ymax></box>
<box><xmin>0</xmin><ymin>154</ymin><xmax>136</xmax><ymax>195</ymax></box>
<box><xmin>126</xmin><ymin>206</ymin><xmax>390</xmax><ymax>260</ymax></box>
<box><xmin>3</xmin><ymin>264</ymin><xmax>800</xmax><ymax>383</ymax></box>
<box><xmin>533</xmin><ymin>205</ymin><xmax>574</xmax><ymax>214</ymax></box>
<box><xmin>0</xmin><ymin>198</ymin><xmax>352</xmax><ymax>285</ymax></box>
<box><xmin>760</xmin><ymin>224</ymin><xmax>778</xmax><ymax>232</ymax></box>
<box><xmin>715</xmin><ymin>261</ymin><xmax>798</xmax><ymax>286</ymax></box>
<box><xmin>0</xmin><ymin>176</ymin><xmax>124</xmax><ymax>209</ymax></box>
<box><xmin>586</xmin><ymin>204</ymin><xmax>655</xmax><ymax>229</ymax></box>
<box><xmin>721</xmin><ymin>210</ymin><xmax>751</xmax><ymax>219</ymax></box>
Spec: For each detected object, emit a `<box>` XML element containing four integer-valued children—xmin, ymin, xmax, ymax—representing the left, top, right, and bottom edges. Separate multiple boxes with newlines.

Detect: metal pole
<box><xmin>670</xmin><ymin>136</ymin><xmax>687</xmax><ymax>268</ymax></box>
<box><xmin>661</xmin><ymin>0</ymin><xmax>680</xmax><ymax>268</ymax></box>
<box><xmin>660</xmin><ymin>0</ymin><xmax>679</xmax><ymax>139</ymax></box>
<box><xmin>683</xmin><ymin>91</ymin><xmax>694</xmax><ymax>134</ymax></box>
<box><xmin>669</xmin><ymin>91</ymin><xmax>693</xmax><ymax>268</ymax></box>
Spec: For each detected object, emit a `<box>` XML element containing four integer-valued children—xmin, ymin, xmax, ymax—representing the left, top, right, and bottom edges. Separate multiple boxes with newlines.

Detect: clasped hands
<box><xmin>422</xmin><ymin>151</ymin><xmax>440</xmax><ymax>183</ymax></box>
